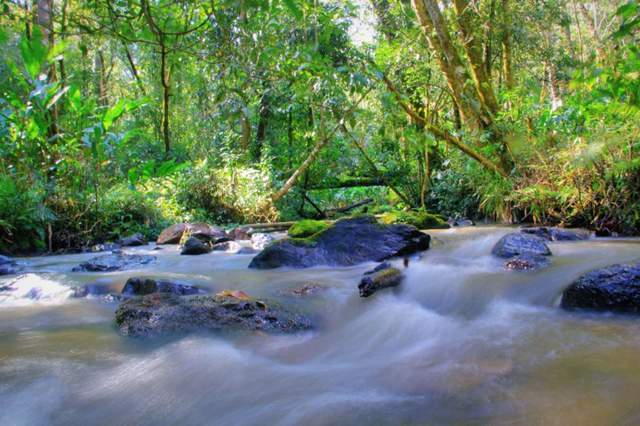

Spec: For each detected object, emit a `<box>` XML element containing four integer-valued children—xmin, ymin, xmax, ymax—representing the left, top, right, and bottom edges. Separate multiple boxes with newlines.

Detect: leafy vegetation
<box><xmin>288</xmin><ymin>220</ymin><xmax>329</xmax><ymax>238</ymax></box>
<box><xmin>0</xmin><ymin>0</ymin><xmax>638</xmax><ymax>253</ymax></box>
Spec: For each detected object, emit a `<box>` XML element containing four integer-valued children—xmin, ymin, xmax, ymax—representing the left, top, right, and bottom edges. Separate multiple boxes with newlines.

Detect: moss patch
<box><xmin>380</xmin><ymin>210</ymin><xmax>450</xmax><ymax>229</ymax></box>
<box><xmin>288</xmin><ymin>220</ymin><xmax>329</xmax><ymax>238</ymax></box>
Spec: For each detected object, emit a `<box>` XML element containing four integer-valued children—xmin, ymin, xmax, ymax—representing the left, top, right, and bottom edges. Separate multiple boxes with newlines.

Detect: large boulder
<box><xmin>0</xmin><ymin>255</ymin><xmax>18</xmax><ymax>276</ymax></box>
<box><xmin>251</xmin><ymin>233</ymin><xmax>274</xmax><ymax>250</ymax></box>
<box><xmin>249</xmin><ymin>216</ymin><xmax>430</xmax><ymax>269</ymax></box>
<box><xmin>72</xmin><ymin>253</ymin><xmax>156</xmax><ymax>272</ymax></box>
<box><xmin>492</xmin><ymin>233</ymin><xmax>552</xmax><ymax>258</ymax></box>
<box><xmin>119</xmin><ymin>233</ymin><xmax>147</xmax><ymax>247</ymax></box>
<box><xmin>157</xmin><ymin>223</ymin><xmax>228</xmax><ymax>245</ymax></box>
<box><xmin>122</xmin><ymin>277</ymin><xmax>201</xmax><ymax>296</ymax></box>
<box><xmin>114</xmin><ymin>293</ymin><xmax>312</xmax><ymax>337</ymax></box>
<box><xmin>180</xmin><ymin>236</ymin><xmax>212</xmax><ymax>255</ymax></box>
<box><xmin>520</xmin><ymin>226</ymin><xmax>589</xmax><ymax>241</ymax></box>
<box><xmin>561</xmin><ymin>263</ymin><xmax>640</xmax><ymax>313</ymax></box>
<box><xmin>358</xmin><ymin>266</ymin><xmax>404</xmax><ymax>297</ymax></box>
<box><xmin>157</xmin><ymin>223</ymin><xmax>189</xmax><ymax>245</ymax></box>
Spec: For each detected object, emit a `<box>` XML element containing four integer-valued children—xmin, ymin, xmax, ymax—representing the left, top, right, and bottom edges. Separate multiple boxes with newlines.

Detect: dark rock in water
<box><xmin>0</xmin><ymin>255</ymin><xmax>19</xmax><ymax>276</ymax></box>
<box><xmin>180</xmin><ymin>236</ymin><xmax>212</xmax><ymax>255</ymax></box>
<box><xmin>364</xmin><ymin>261</ymin><xmax>392</xmax><ymax>275</ymax></box>
<box><xmin>594</xmin><ymin>229</ymin><xmax>618</xmax><ymax>238</ymax></box>
<box><xmin>212</xmin><ymin>241</ymin><xmax>243</xmax><ymax>253</ymax></box>
<box><xmin>119</xmin><ymin>233</ymin><xmax>147</xmax><ymax>247</ymax></box>
<box><xmin>504</xmin><ymin>254</ymin><xmax>551</xmax><ymax>271</ymax></box>
<box><xmin>520</xmin><ymin>226</ymin><xmax>589</xmax><ymax>241</ymax></box>
<box><xmin>249</xmin><ymin>216</ymin><xmax>430</xmax><ymax>269</ymax></box>
<box><xmin>122</xmin><ymin>277</ymin><xmax>201</xmax><ymax>296</ymax></box>
<box><xmin>115</xmin><ymin>293</ymin><xmax>312</xmax><ymax>337</ymax></box>
<box><xmin>157</xmin><ymin>223</ymin><xmax>189</xmax><ymax>245</ymax></box>
<box><xmin>561</xmin><ymin>263</ymin><xmax>640</xmax><ymax>313</ymax></box>
<box><xmin>189</xmin><ymin>223</ymin><xmax>227</xmax><ymax>240</ymax></box>
<box><xmin>359</xmin><ymin>266</ymin><xmax>403</xmax><ymax>297</ymax></box>
<box><xmin>72</xmin><ymin>253</ymin><xmax>156</xmax><ymax>272</ymax></box>
<box><xmin>492</xmin><ymin>233</ymin><xmax>552</xmax><ymax>259</ymax></box>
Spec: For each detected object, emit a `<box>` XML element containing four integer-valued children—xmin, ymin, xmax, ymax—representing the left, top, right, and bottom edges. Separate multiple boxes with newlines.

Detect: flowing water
<box><xmin>1</xmin><ymin>227</ymin><xmax>640</xmax><ymax>425</ymax></box>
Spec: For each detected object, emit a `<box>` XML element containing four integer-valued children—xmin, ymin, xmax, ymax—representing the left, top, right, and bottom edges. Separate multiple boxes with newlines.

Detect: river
<box><xmin>1</xmin><ymin>226</ymin><xmax>640</xmax><ymax>425</ymax></box>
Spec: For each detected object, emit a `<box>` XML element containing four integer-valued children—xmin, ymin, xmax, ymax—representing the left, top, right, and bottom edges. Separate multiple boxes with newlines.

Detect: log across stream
<box><xmin>1</xmin><ymin>226</ymin><xmax>640</xmax><ymax>425</ymax></box>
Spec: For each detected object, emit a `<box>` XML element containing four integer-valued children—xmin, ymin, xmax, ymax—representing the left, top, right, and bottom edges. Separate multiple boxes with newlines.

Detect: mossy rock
<box><xmin>380</xmin><ymin>211</ymin><xmax>450</xmax><ymax>229</ymax></box>
<box><xmin>288</xmin><ymin>220</ymin><xmax>329</xmax><ymax>238</ymax></box>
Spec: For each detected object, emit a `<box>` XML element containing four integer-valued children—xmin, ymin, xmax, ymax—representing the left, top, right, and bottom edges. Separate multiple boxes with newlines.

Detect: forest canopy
<box><xmin>0</xmin><ymin>0</ymin><xmax>639</xmax><ymax>253</ymax></box>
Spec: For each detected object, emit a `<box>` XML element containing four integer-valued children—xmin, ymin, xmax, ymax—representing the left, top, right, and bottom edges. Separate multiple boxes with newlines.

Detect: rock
<box><xmin>287</xmin><ymin>283</ymin><xmax>326</xmax><ymax>297</ymax></box>
<box><xmin>114</xmin><ymin>293</ymin><xmax>312</xmax><ymax>337</ymax></box>
<box><xmin>504</xmin><ymin>254</ymin><xmax>551</xmax><ymax>271</ymax></box>
<box><xmin>90</xmin><ymin>243</ymin><xmax>121</xmax><ymax>253</ymax></box>
<box><xmin>251</xmin><ymin>233</ymin><xmax>274</xmax><ymax>250</ymax></box>
<box><xmin>215</xmin><ymin>289</ymin><xmax>251</xmax><ymax>300</ymax></box>
<box><xmin>520</xmin><ymin>226</ymin><xmax>589</xmax><ymax>241</ymax></box>
<box><xmin>249</xmin><ymin>216</ymin><xmax>430</xmax><ymax>269</ymax></box>
<box><xmin>189</xmin><ymin>223</ymin><xmax>227</xmax><ymax>240</ymax></box>
<box><xmin>561</xmin><ymin>263</ymin><xmax>640</xmax><ymax>313</ymax></box>
<box><xmin>72</xmin><ymin>282</ymin><xmax>121</xmax><ymax>298</ymax></box>
<box><xmin>491</xmin><ymin>232</ymin><xmax>552</xmax><ymax>259</ymax></box>
<box><xmin>72</xmin><ymin>253</ymin><xmax>156</xmax><ymax>272</ymax></box>
<box><xmin>364</xmin><ymin>261</ymin><xmax>392</xmax><ymax>275</ymax></box>
<box><xmin>359</xmin><ymin>267</ymin><xmax>403</xmax><ymax>297</ymax></box>
<box><xmin>180</xmin><ymin>236</ymin><xmax>212</xmax><ymax>255</ymax></box>
<box><xmin>157</xmin><ymin>223</ymin><xmax>228</xmax><ymax>245</ymax></box>
<box><xmin>288</xmin><ymin>220</ymin><xmax>329</xmax><ymax>238</ymax></box>
<box><xmin>122</xmin><ymin>277</ymin><xmax>201</xmax><ymax>296</ymax></box>
<box><xmin>212</xmin><ymin>241</ymin><xmax>243</xmax><ymax>253</ymax></box>
<box><xmin>454</xmin><ymin>219</ymin><xmax>475</xmax><ymax>227</ymax></box>
<box><xmin>229</xmin><ymin>227</ymin><xmax>252</xmax><ymax>240</ymax></box>
<box><xmin>157</xmin><ymin>223</ymin><xmax>189</xmax><ymax>245</ymax></box>
<box><xmin>119</xmin><ymin>233</ymin><xmax>147</xmax><ymax>247</ymax></box>
<box><xmin>0</xmin><ymin>255</ymin><xmax>18</xmax><ymax>276</ymax></box>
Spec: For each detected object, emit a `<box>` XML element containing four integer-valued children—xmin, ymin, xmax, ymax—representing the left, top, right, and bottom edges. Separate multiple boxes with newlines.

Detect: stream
<box><xmin>1</xmin><ymin>226</ymin><xmax>640</xmax><ymax>425</ymax></box>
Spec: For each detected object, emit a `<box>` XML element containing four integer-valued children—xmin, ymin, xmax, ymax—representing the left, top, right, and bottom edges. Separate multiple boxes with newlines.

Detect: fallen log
<box><xmin>325</xmin><ymin>198</ymin><xmax>374</xmax><ymax>215</ymax></box>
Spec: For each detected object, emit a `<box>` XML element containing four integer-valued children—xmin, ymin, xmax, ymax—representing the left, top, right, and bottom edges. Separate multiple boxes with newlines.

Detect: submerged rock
<box><xmin>249</xmin><ymin>216</ymin><xmax>430</xmax><ymax>269</ymax></box>
<box><xmin>358</xmin><ymin>266</ymin><xmax>404</xmax><ymax>297</ymax></box>
<box><xmin>122</xmin><ymin>277</ymin><xmax>202</xmax><ymax>296</ymax></box>
<box><xmin>119</xmin><ymin>233</ymin><xmax>147</xmax><ymax>247</ymax></box>
<box><xmin>561</xmin><ymin>263</ymin><xmax>640</xmax><ymax>314</ymax></box>
<box><xmin>286</xmin><ymin>283</ymin><xmax>326</xmax><ymax>297</ymax></box>
<box><xmin>504</xmin><ymin>254</ymin><xmax>551</xmax><ymax>271</ymax></box>
<box><xmin>251</xmin><ymin>233</ymin><xmax>274</xmax><ymax>250</ymax></box>
<box><xmin>72</xmin><ymin>253</ymin><xmax>156</xmax><ymax>272</ymax></box>
<box><xmin>90</xmin><ymin>242</ymin><xmax>121</xmax><ymax>253</ymax></box>
<box><xmin>520</xmin><ymin>226</ymin><xmax>589</xmax><ymax>241</ymax></box>
<box><xmin>448</xmin><ymin>218</ymin><xmax>475</xmax><ymax>227</ymax></box>
<box><xmin>180</xmin><ymin>236</ymin><xmax>212</xmax><ymax>255</ymax></box>
<box><xmin>492</xmin><ymin>233</ymin><xmax>552</xmax><ymax>259</ymax></box>
<box><xmin>115</xmin><ymin>293</ymin><xmax>312</xmax><ymax>337</ymax></box>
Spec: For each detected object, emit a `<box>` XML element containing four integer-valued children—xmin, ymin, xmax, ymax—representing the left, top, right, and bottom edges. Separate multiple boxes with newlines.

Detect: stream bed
<box><xmin>1</xmin><ymin>226</ymin><xmax>640</xmax><ymax>425</ymax></box>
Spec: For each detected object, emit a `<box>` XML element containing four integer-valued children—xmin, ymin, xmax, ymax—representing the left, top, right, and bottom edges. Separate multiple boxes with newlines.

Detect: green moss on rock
<box><xmin>380</xmin><ymin>210</ymin><xmax>450</xmax><ymax>229</ymax></box>
<box><xmin>288</xmin><ymin>220</ymin><xmax>329</xmax><ymax>238</ymax></box>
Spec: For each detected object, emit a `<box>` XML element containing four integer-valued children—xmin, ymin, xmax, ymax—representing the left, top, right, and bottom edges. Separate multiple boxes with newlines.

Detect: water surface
<box><xmin>1</xmin><ymin>227</ymin><xmax>640</xmax><ymax>425</ymax></box>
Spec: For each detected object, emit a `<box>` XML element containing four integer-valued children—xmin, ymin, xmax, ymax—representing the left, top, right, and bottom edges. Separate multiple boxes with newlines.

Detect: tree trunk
<box><xmin>254</xmin><ymin>91</ymin><xmax>270</xmax><ymax>161</ymax></box>
<box><xmin>452</xmin><ymin>0</ymin><xmax>499</xmax><ymax>115</ymax></box>
<box><xmin>411</xmin><ymin>0</ymin><xmax>486</xmax><ymax>129</ymax></box>
<box><xmin>160</xmin><ymin>41</ymin><xmax>171</xmax><ymax>156</ymax></box>
<box><xmin>501</xmin><ymin>0</ymin><xmax>514</xmax><ymax>89</ymax></box>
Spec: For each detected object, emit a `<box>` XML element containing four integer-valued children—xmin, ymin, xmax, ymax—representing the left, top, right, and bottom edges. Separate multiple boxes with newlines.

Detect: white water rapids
<box><xmin>1</xmin><ymin>226</ymin><xmax>640</xmax><ymax>425</ymax></box>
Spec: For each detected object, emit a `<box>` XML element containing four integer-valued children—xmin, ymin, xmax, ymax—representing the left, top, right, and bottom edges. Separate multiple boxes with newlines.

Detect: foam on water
<box><xmin>0</xmin><ymin>274</ymin><xmax>75</xmax><ymax>307</ymax></box>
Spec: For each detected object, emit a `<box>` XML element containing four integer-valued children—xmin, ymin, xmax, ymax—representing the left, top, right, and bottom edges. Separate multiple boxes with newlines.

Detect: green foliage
<box><xmin>288</xmin><ymin>220</ymin><xmax>329</xmax><ymax>238</ymax></box>
<box><xmin>0</xmin><ymin>176</ymin><xmax>54</xmax><ymax>253</ymax></box>
<box><xmin>380</xmin><ymin>210</ymin><xmax>449</xmax><ymax>229</ymax></box>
